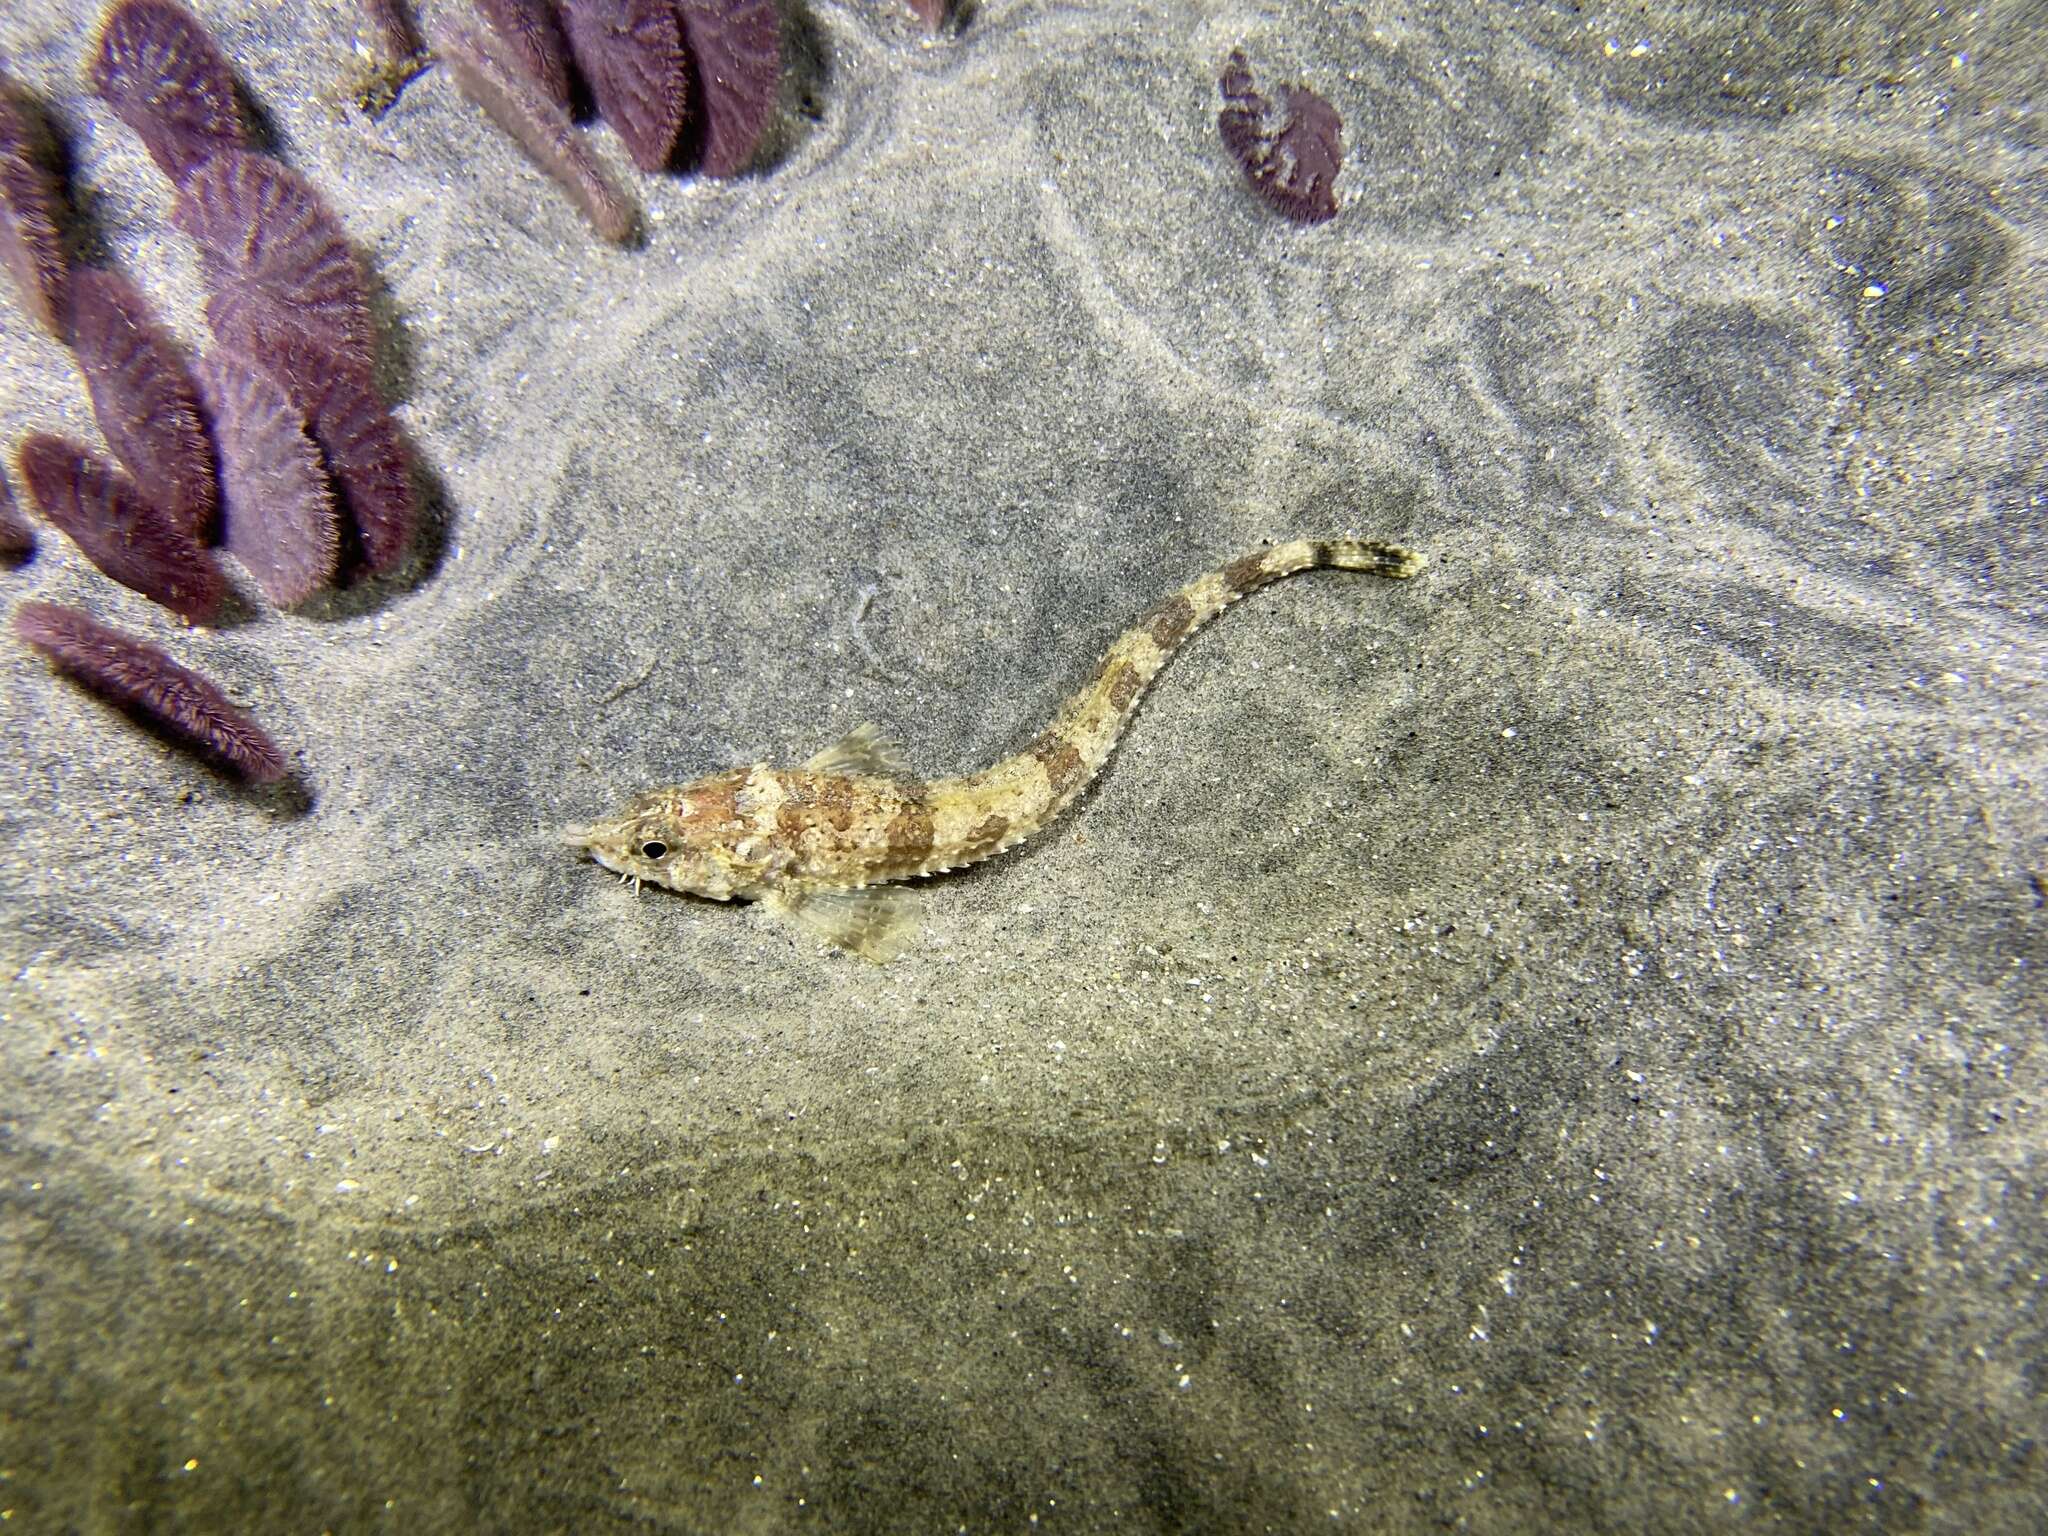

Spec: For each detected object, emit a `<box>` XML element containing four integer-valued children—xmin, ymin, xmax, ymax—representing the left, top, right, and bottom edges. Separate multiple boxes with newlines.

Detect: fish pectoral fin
<box><xmin>805</xmin><ymin>721</ymin><xmax>911</xmax><ymax>778</ymax></box>
<box><xmin>765</xmin><ymin>884</ymin><xmax>921</xmax><ymax>963</ymax></box>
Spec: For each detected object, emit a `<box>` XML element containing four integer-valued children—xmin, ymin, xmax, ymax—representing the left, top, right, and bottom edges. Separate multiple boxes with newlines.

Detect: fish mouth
<box><xmin>569</xmin><ymin>843</ymin><xmax>622</xmax><ymax>876</ymax></box>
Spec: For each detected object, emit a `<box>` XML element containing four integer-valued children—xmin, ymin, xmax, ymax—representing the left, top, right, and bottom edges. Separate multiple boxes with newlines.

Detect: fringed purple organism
<box><xmin>172</xmin><ymin>148</ymin><xmax>375</xmax><ymax>370</ymax></box>
<box><xmin>0</xmin><ymin>80</ymin><xmax>71</xmax><ymax>338</ymax></box>
<box><xmin>69</xmin><ymin>267</ymin><xmax>219</xmax><ymax>542</ymax></box>
<box><xmin>0</xmin><ymin>464</ymin><xmax>32</xmax><ymax>563</ymax></box>
<box><xmin>905</xmin><ymin>0</ymin><xmax>948</xmax><ymax>31</ymax></box>
<box><xmin>14</xmin><ymin>433</ymin><xmax>224</xmax><ymax>623</ymax></box>
<box><xmin>352</xmin><ymin>0</ymin><xmax>430</xmax><ymax>118</ymax></box>
<box><xmin>474</xmin><ymin>0</ymin><xmax>573</xmax><ymax>111</ymax></box>
<box><xmin>431</xmin><ymin>14</ymin><xmax>640</xmax><ymax>244</ymax></box>
<box><xmin>359</xmin><ymin>0</ymin><xmax>425</xmax><ymax>64</ymax></box>
<box><xmin>170</xmin><ymin>148</ymin><xmax>415</xmax><ymax>573</ymax></box>
<box><xmin>194</xmin><ymin>349</ymin><xmax>338</xmax><ymax>605</ymax></box>
<box><xmin>562</xmin><ymin>0</ymin><xmax>689</xmax><ymax>173</ymax></box>
<box><xmin>240</xmin><ymin>328</ymin><xmax>413</xmax><ymax>575</ymax></box>
<box><xmin>1217</xmin><ymin>49</ymin><xmax>1342</xmax><ymax>226</ymax></box>
<box><xmin>675</xmin><ymin>0</ymin><xmax>781</xmax><ymax>178</ymax></box>
<box><xmin>89</xmin><ymin>0</ymin><xmax>247</xmax><ymax>182</ymax></box>
<box><xmin>12</xmin><ymin>599</ymin><xmax>286</xmax><ymax>782</ymax></box>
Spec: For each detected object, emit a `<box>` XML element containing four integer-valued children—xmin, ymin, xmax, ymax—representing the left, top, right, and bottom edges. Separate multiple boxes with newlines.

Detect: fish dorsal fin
<box><xmin>805</xmin><ymin>721</ymin><xmax>910</xmax><ymax>777</ymax></box>
<box><xmin>765</xmin><ymin>885</ymin><xmax>921</xmax><ymax>963</ymax></box>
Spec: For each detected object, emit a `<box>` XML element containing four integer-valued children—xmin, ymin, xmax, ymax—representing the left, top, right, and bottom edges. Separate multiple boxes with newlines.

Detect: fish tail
<box><xmin>925</xmin><ymin>535</ymin><xmax>1424</xmax><ymax>862</ymax></box>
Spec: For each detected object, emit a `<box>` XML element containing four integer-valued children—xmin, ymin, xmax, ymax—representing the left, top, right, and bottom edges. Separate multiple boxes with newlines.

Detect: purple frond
<box><xmin>0</xmin><ymin>84</ymin><xmax>71</xmax><ymax>338</ymax></box>
<box><xmin>1218</xmin><ymin>49</ymin><xmax>1341</xmax><ymax>226</ymax></box>
<box><xmin>242</xmin><ymin>330</ymin><xmax>412</xmax><ymax>575</ymax></box>
<box><xmin>15</xmin><ymin>433</ymin><xmax>224</xmax><ymax>623</ymax></box>
<box><xmin>89</xmin><ymin>0</ymin><xmax>247</xmax><ymax>182</ymax></box>
<box><xmin>194</xmin><ymin>349</ymin><xmax>339</xmax><ymax>605</ymax></box>
<box><xmin>676</xmin><ymin>0</ymin><xmax>781</xmax><ymax>178</ymax></box>
<box><xmin>431</xmin><ymin>16</ymin><xmax>640</xmax><ymax>244</ymax></box>
<box><xmin>172</xmin><ymin>148</ymin><xmax>374</xmax><ymax>369</ymax></box>
<box><xmin>70</xmin><ymin>267</ymin><xmax>219</xmax><ymax>541</ymax></box>
<box><xmin>12</xmin><ymin>599</ymin><xmax>286</xmax><ymax>782</ymax></box>
<box><xmin>0</xmin><ymin>465</ymin><xmax>32</xmax><ymax>563</ymax></box>
<box><xmin>359</xmin><ymin>0</ymin><xmax>425</xmax><ymax>64</ymax></box>
<box><xmin>476</xmin><ymin>0</ymin><xmax>574</xmax><ymax>112</ymax></box>
<box><xmin>562</xmin><ymin>0</ymin><xmax>689</xmax><ymax>173</ymax></box>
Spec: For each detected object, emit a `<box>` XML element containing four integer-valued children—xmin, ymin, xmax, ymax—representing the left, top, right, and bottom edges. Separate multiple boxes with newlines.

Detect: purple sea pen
<box><xmin>0</xmin><ymin>80</ymin><xmax>71</xmax><ymax>338</ymax></box>
<box><xmin>676</xmin><ymin>0</ymin><xmax>782</xmax><ymax>178</ymax></box>
<box><xmin>172</xmin><ymin>148</ymin><xmax>376</xmax><ymax>371</ymax></box>
<box><xmin>70</xmin><ymin>267</ymin><xmax>219</xmax><ymax>541</ymax></box>
<box><xmin>194</xmin><ymin>349</ymin><xmax>339</xmax><ymax>605</ymax></box>
<box><xmin>0</xmin><ymin>465</ymin><xmax>32</xmax><ymax>563</ymax></box>
<box><xmin>431</xmin><ymin>14</ymin><xmax>640</xmax><ymax>244</ymax></box>
<box><xmin>359</xmin><ymin>0</ymin><xmax>425</xmax><ymax>64</ymax></box>
<box><xmin>89</xmin><ymin>0</ymin><xmax>247</xmax><ymax>182</ymax></box>
<box><xmin>15</xmin><ymin>433</ymin><xmax>224</xmax><ymax>623</ymax></box>
<box><xmin>171</xmin><ymin>148</ymin><xmax>416</xmax><ymax>573</ymax></box>
<box><xmin>1217</xmin><ymin>49</ymin><xmax>1342</xmax><ymax>226</ymax></box>
<box><xmin>238</xmin><ymin>328</ymin><xmax>413</xmax><ymax>575</ymax></box>
<box><xmin>562</xmin><ymin>0</ymin><xmax>689</xmax><ymax>173</ymax></box>
<box><xmin>352</xmin><ymin>0</ymin><xmax>431</xmax><ymax>117</ymax></box>
<box><xmin>474</xmin><ymin>0</ymin><xmax>574</xmax><ymax>111</ymax></box>
<box><xmin>12</xmin><ymin>599</ymin><xmax>287</xmax><ymax>783</ymax></box>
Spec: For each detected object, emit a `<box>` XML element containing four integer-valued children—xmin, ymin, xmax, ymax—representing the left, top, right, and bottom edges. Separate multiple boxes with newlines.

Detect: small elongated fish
<box><xmin>567</xmin><ymin>537</ymin><xmax>1424</xmax><ymax>960</ymax></box>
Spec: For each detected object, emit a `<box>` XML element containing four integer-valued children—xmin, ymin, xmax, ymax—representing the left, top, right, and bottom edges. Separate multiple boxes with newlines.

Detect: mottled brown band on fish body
<box><xmin>1030</xmin><ymin>732</ymin><xmax>1086</xmax><ymax>794</ymax></box>
<box><xmin>883</xmin><ymin>800</ymin><xmax>936</xmax><ymax>863</ymax></box>
<box><xmin>1104</xmin><ymin>660</ymin><xmax>1142</xmax><ymax>711</ymax></box>
<box><xmin>1147</xmin><ymin>592</ymin><xmax>1195</xmax><ymax>648</ymax></box>
<box><xmin>1221</xmin><ymin>550</ymin><xmax>1273</xmax><ymax>595</ymax></box>
<box><xmin>779</xmin><ymin>774</ymin><xmax>862</xmax><ymax>835</ymax></box>
<box><xmin>958</xmin><ymin>813</ymin><xmax>1009</xmax><ymax>861</ymax></box>
<box><xmin>680</xmin><ymin>768</ymin><xmax>744</xmax><ymax>825</ymax></box>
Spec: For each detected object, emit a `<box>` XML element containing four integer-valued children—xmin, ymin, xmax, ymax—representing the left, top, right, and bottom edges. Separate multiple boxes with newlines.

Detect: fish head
<box><xmin>564</xmin><ymin>768</ymin><xmax>760</xmax><ymax>901</ymax></box>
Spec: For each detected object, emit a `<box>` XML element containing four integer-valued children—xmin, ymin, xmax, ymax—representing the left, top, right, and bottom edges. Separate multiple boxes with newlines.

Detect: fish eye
<box><xmin>641</xmin><ymin>840</ymin><xmax>668</xmax><ymax>860</ymax></box>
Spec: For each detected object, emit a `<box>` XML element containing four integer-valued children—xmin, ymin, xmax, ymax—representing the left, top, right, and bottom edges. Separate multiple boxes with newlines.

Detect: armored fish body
<box><xmin>568</xmin><ymin>537</ymin><xmax>1424</xmax><ymax>959</ymax></box>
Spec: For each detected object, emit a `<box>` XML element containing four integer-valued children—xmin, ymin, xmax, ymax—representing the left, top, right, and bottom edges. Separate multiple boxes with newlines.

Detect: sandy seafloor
<box><xmin>1</xmin><ymin>0</ymin><xmax>2043</xmax><ymax>1528</ymax></box>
